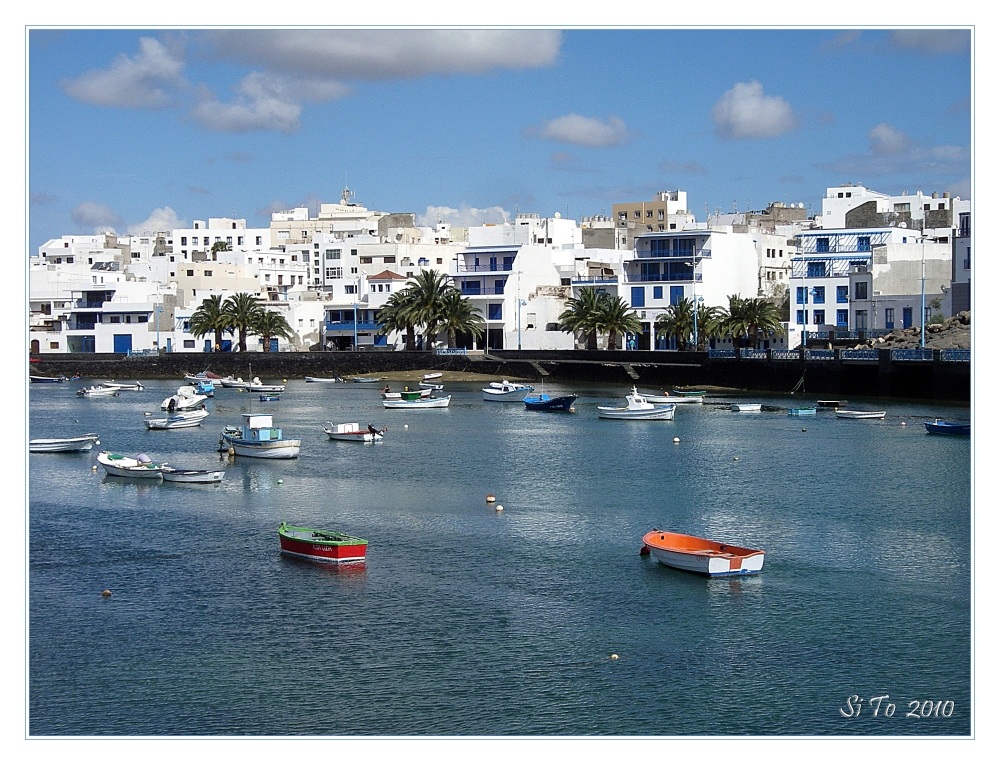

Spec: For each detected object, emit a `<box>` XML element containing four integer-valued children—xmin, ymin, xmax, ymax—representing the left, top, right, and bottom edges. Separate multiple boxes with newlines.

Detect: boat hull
<box><xmin>383</xmin><ymin>389</ymin><xmax>431</xmax><ymax>399</ymax></box>
<box><xmin>731</xmin><ymin>403</ymin><xmax>762</xmax><ymax>412</ymax></box>
<box><xmin>835</xmin><ymin>411</ymin><xmax>886</xmax><ymax>419</ymax></box>
<box><xmin>227</xmin><ymin>439</ymin><xmax>301</xmax><ymax>458</ymax></box>
<box><xmin>278</xmin><ymin>523</ymin><xmax>367</xmax><ymax>563</ymax></box>
<box><xmin>643</xmin><ymin>531</ymin><xmax>764</xmax><ymax>577</ymax></box>
<box><xmin>524</xmin><ymin>395</ymin><xmax>577</xmax><ymax>411</ymax></box>
<box><xmin>382</xmin><ymin>395</ymin><xmax>451</xmax><ymax>409</ymax></box>
<box><xmin>162</xmin><ymin>468</ymin><xmax>225</xmax><ymax>483</ymax></box>
<box><xmin>483</xmin><ymin>388</ymin><xmax>533</xmax><ymax>401</ymax></box>
<box><xmin>78</xmin><ymin>387</ymin><xmax>120</xmax><ymax>397</ymax></box>
<box><xmin>144</xmin><ymin>412</ymin><xmax>209</xmax><ymax>429</ymax></box>
<box><xmin>29</xmin><ymin>435</ymin><xmax>100</xmax><ymax>452</ymax></box>
<box><xmin>97</xmin><ymin>452</ymin><xmax>164</xmax><ymax>479</ymax></box>
<box><xmin>925</xmin><ymin>421</ymin><xmax>970</xmax><ymax>435</ymax></box>
<box><xmin>787</xmin><ymin>408</ymin><xmax>816</xmax><ymax>416</ymax></box>
<box><xmin>598</xmin><ymin>406</ymin><xmax>675</xmax><ymax>420</ymax></box>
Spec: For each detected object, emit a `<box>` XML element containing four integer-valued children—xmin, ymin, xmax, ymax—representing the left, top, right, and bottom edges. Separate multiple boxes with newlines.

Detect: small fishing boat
<box><xmin>382</xmin><ymin>395</ymin><xmax>451</xmax><ymax>409</ymax></box>
<box><xmin>259</xmin><ymin>395</ymin><xmax>280</xmax><ymax>402</ymax></box>
<box><xmin>305</xmin><ymin>376</ymin><xmax>344</xmax><ymax>383</ymax></box>
<box><xmin>731</xmin><ymin>403</ymin><xmax>762</xmax><ymax>412</ymax></box>
<box><xmin>523</xmin><ymin>394</ymin><xmax>577</xmax><ymax>411</ymax></box>
<box><xmin>101</xmin><ymin>380</ymin><xmax>145</xmax><ymax>391</ymax></box>
<box><xmin>323</xmin><ymin>422</ymin><xmax>386</xmax><ymax>442</ymax></box>
<box><xmin>184</xmin><ymin>372</ymin><xmax>219</xmax><ymax>384</ymax></box>
<box><xmin>641</xmin><ymin>530</ymin><xmax>765</xmax><ymax>577</ymax></box>
<box><xmin>816</xmin><ymin>399</ymin><xmax>847</xmax><ymax>409</ymax></box>
<box><xmin>77</xmin><ymin>385</ymin><xmax>120</xmax><ymax>398</ymax></box>
<box><xmin>672</xmin><ymin>389</ymin><xmax>707</xmax><ymax>397</ymax></box>
<box><xmin>218</xmin><ymin>376</ymin><xmax>246</xmax><ymax>388</ymax></box>
<box><xmin>598</xmin><ymin>387</ymin><xmax>675</xmax><ymax>420</ymax></box>
<box><xmin>29</xmin><ymin>434</ymin><xmax>100</xmax><ymax>452</ymax></box>
<box><xmin>278</xmin><ymin>522</ymin><xmax>368</xmax><ymax>563</ymax></box>
<box><xmin>382</xmin><ymin>388</ymin><xmax>431</xmax><ymax>400</ymax></box>
<box><xmin>96</xmin><ymin>451</ymin><xmax>165</xmax><ymax>479</ymax></box>
<box><xmin>144</xmin><ymin>409</ymin><xmax>210</xmax><ymax>430</ymax></box>
<box><xmin>835</xmin><ymin>409</ymin><xmax>886</xmax><ymax>419</ymax></box>
<box><xmin>483</xmin><ymin>380</ymin><xmax>535</xmax><ymax>401</ymax></box>
<box><xmin>193</xmin><ymin>380</ymin><xmax>215</xmax><ymax>396</ymax></box>
<box><xmin>245</xmin><ymin>377</ymin><xmax>285</xmax><ymax>393</ymax></box>
<box><xmin>222</xmin><ymin>413</ymin><xmax>301</xmax><ymax>458</ymax></box>
<box><xmin>30</xmin><ymin>375</ymin><xmax>67</xmax><ymax>383</ymax></box>
<box><xmin>161</xmin><ymin>386</ymin><xmax>208</xmax><ymax>411</ymax></box>
<box><xmin>349</xmin><ymin>377</ymin><xmax>382</xmax><ymax>384</ymax></box>
<box><xmin>161</xmin><ymin>466</ymin><xmax>225</xmax><ymax>484</ymax></box>
<box><xmin>787</xmin><ymin>407</ymin><xmax>817</xmax><ymax>416</ymax></box>
<box><xmin>924</xmin><ymin>419</ymin><xmax>970</xmax><ymax>436</ymax></box>
<box><xmin>644</xmin><ymin>392</ymin><xmax>703</xmax><ymax>404</ymax></box>
<box><xmin>423</xmin><ymin>372</ymin><xmax>443</xmax><ymax>380</ymax></box>
<box><xmin>418</xmin><ymin>381</ymin><xmax>445</xmax><ymax>390</ymax></box>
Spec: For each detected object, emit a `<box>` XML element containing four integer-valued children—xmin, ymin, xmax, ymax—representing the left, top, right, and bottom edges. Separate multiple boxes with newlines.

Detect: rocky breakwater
<box><xmin>853</xmin><ymin>311</ymin><xmax>970</xmax><ymax>351</ymax></box>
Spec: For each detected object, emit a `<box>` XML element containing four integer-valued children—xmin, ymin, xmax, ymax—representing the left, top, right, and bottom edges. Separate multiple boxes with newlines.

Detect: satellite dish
<box><xmin>397</xmin><ymin>227</ymin><xmax>404</xmax><ymax>235</ymax></box>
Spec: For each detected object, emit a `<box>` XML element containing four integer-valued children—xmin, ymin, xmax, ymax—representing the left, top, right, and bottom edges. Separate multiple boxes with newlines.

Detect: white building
<box><xmin>952</xmin><ymin>209</ymin><xmax>971</xmax><ymax>313</ymax></box>
<box><xmin>171</xmin><ymin>218</ymin><xmax>271</xmax><ymax>263</ymax></box>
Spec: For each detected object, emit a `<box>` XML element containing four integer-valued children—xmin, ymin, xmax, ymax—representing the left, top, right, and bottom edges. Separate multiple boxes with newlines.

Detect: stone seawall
<box><xmin>29</xmin><ymin>349</ymin><xmax>970</xmax><ymax>402</ymax></box>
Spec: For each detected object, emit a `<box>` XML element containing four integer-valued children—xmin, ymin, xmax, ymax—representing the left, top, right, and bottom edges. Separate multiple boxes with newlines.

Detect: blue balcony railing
<box><xmin>460</xmin><ymin>287</ymin><xmax>505</xmax><ymax>296</ymax></box>
<box><xmin>804</xmin><ymin>349</ymin><xmax>835</xmax><ymax>361</ymax></box>
<box><xmin>772</xmin><ymin>349</ymin><xmax>802</xmax><ymax>361</ymax></box>
<box><xmin>891</xmin><ymin>349</ymin><xmax>934</xmax><ymax>361</ymax></box>
<box><xmin>708</xmin><ymin>349</ymin><xmax>736</xmax><ymax>358</ymax></box>
<box><xmin>739</xmin><ymin>348</ymin><xmax>768</xmax><ymax>359</ymax></box>
<box><xmin>625</xmin><ymin>273</ymin><xmax>703</xmax><ymax>283</ymax></box>
<box><xmin>326</xmin><ymin>322</ymin><xmax>381</xmax><ymax>332</ymax></box>
<box><xmin>457</xmin><ymin>263</ymin><xmax>514</xmax><ymax>273</ymax></box>
<box><xmin>73</xmin><ymin>321</ymin><xmax>97</xmax><ymax>330</ymax></box>
<box><xmin>940</xmin><ymin>349</ymin><xmax>970</xmax><ymax>362</ymax></box>
<box><xmin>840</xmin><ymin>349</ymin><xmax>878</xmax><ymax>361</ymax></box>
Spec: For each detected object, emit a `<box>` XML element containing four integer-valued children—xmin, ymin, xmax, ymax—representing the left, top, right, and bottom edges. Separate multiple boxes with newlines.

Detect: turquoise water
<box><xmin>28</xmin><ymin>379</ymin><xmax>971</xmax><ymax>735</ymax></box>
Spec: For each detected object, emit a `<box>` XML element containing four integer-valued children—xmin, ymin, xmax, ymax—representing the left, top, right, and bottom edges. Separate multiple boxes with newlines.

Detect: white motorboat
<box><xmin>77</xmin><ymin>385</ymin><xmax>120</xmax><ymax>398</ymax></box>
<box><xmin>598</xmin><ymin>387</ymin><xmax>676</xmax><ymax>420</ymax></box>
<box><xmin>30</xmin><ymin>375</ymin><xmax>67</xmax><ymax>383</ymax></box>
<box><xmin>482</xmin><ymin>380</ymin><xmax>535</xmax><ymax>401</ymax></box>
<box><xmin>218</xmin><ymin>376</ymin><xmax>246</xmax><ymax>388</ymax></box>
<box><xmin>418</xmin><ymin>381</ymin><xmax>445</xmax><ymax>390</ymax></box>
<box><xmin>144</xmin><ymin>409</ymin><xmax>210</xmax><ymax>429</ymax></box>
<box><xmin>161</xmin><ymin>466</ymin><xmax>225</xmax><ymax>484</ymax></box>
<box><xmin>731</xmin><ymin>403</ymin><xmax>762</xmax><ymax>412</ymax></box>
<box><xmin>101</xmin><ymin>380</ymin><xmax>145</xmax><ymax>391</ymax></box>
<box><xmin>382</xmin><ymin>388</ymin><xmax>431</xmax><ymax>400</ymax></box>
<box><xmin>222</xmin><ymin>413</ymin><xmax>300</xmax><ymax>458</ymax></box>
<box><xmin>29</xmin><ymin>434</ymin><xmax>100</xmax><ymax>452</ymax></box>
<box><xmin>305</xmin><ymin>376</ymin><xmax>344</xmax><ymax>383</ymax></box>
<box><xmin>423</xmin><ymin>372</ymin><xmax>443</xmax><ymax>380</ymax></box>
<box><xmin>96</xmin><ymin>451</ymin><xmax>165</xmax><ymax>479</ymax></box>
<box><xmin>323</xmin><ymin>422</ymin><xmax>386</xmax><ymax>442</ymax></box>
<box><xmin>382</xmin><ymin>395</ymin><xmax>451</xmax><ymax>409</ymax></box>
<box><xmin>161</xmin><ymin>386</ymin><xmax>208</xmax><ymax>411</ymax></box>
<box><xmin>835</xmin><ymin>409</ymin><xmax>887</xmax><ymax>419</ymax></box>
<box><xmin>246</xmin><ymin>376</ymin><xmax>286</xmax><ymax>393</ymax></box>
<box><xmin>643</xmin><ymin>392</ymin><xmax>704</xmax><ymax>404</ymax></box>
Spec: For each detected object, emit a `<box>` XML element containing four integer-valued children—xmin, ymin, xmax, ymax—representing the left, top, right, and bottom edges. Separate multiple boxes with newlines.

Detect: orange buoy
<box><xmin>486</xmin><ymin>494</ymin><xmax>496</xmax><ymax>503</ymax></box>
<box><xmin>101</xmin><ymin>589</ymin><xmax>112</xmax><ymax>597</ymax></box>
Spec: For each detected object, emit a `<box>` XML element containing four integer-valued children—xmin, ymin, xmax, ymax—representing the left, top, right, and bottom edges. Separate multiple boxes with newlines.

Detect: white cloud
<box><xmin>189</xmin><ymin>73</ymin><xmax>305</xmax><ymax>133</ymax></box>
<box><xmin>946</xmin><ymin>178</ymin><xmax>971</xmax><ymax>200</ymax></box>
<box><xmin>711</xmin><ymin>81</ymin><xmax>798</xmax><ymax>140</ymax></box>
<box><xmin>416</xmin><ymin>205</ymin><xmax>511</xmax><ymax>227</ymax></box>
<box><xmin>127</xmin><ymin>207</ymin><xmax>185</xmax><ymax>235</ymax></box>
<box><xmin>529</xmin><ymin>114</ymin><xmax>631</xmax><ymax>147</ymax></box>
<box><xmin>72</xmin><ymin>201</ymin><xmax>122</xmax><ymax>229</ymax></box>
<box><xmin>890</xmin><ymin>30</ymin><xmax>970</xmax><ymax>55</ymax></box>
<box><xmin>869</xmin><ymin>123</ymin><xmax>911</xmax><ymax>154</ymax></box>
<box><xmin>61</xmin><ymin>37</ymin><xmax>184</xmax><ymax>109</ymax></box>
<box><xmin>204</xmin><ymin>30</ymin><xmax>561</xmax><ymax>80</ymax></box>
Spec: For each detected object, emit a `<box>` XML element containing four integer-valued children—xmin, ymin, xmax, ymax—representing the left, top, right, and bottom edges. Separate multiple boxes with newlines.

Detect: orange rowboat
<box><xmin>641</xmin><ymin>530</ymin><xmax>765</xmax><ymax>577</ymax></box>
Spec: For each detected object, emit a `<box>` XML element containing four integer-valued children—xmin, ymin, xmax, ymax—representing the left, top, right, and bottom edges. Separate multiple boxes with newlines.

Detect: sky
<box><xmin>27</xmin><ymin>27</ymin><xmax>971</xmax><ymax>252</ymax></box>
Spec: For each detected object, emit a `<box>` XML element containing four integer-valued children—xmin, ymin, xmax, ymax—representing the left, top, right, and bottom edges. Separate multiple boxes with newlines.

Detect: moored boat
<box><xmin>382</xmin><ymin>394</ymin><xmax>451</xmax><ymax>409</ymax></box>
<box><xmin>278</xmin><ymin>522</ymin><xmax>368</xmax><ymax>563</ymax></box>
<box><xmin>77</xmin><ymin>385</ymin><xmax>120</xmax><ymax>398</ymax></box>
<box><xmin>382</xmin><ymin>387</ymin><xmax>431</xmax><ymax>400</ymax></box>
<box><xmin>523</xmin><ymin>393</ymin><xmax>577</xmax><ymax>411</ymax></box>
<box><xmin>641</xmin><ymin>530</ymin><xmax>765</xmax><ymax>577</ymax></box>
<box><xmin>323</xmin><ymin>422</ymin><xmax>386</xmax><ymax>442</ymax></box>
<box><xmin>418</xmin><ymin>381</ymin><xmax>445</xmax><ymax>390</ymax></box>
<box><xmin>644</xmin><ymin>392</ymin><xmax>703</xmax><ymax>404</ymax></box>
<box><xmin>835</xmin><ymin>409</ymin><xmax>886</xmax><ymax>419</ymax></box>
<box><xmin>161</xmin><ymin>386</ymin><xmax>208</xmax><ymax>411</ymax></box>
<box><xmin>787</xmin><ymin>407</ymin><xmax>816</xmax><ymax>416</ymax></box>
<box><xmin>350</xmin><ymin>377</ymin><xmax>382</xmax><ymax>384</ymax></box>
<box><xmin>218</xmin><ymin>376</ymin><xmax>245</xmax><ymax>388</ymax></box>
<box><xmin>305</xmin><ymin>376</ymin><xmax>344</xmax><ymax>383</ymax></box>
<box><xmin>816</xmin><ymin>399</ymin><xmax>847</xmax><ymax>409</ymax></box>
<box><xmin>193</xmin><ymin>380</ymin><xmax>215</xmax><ymax>396</ymax></box>
<box><xmin>423</xmin><ymin>372</ymin><xmax>443</xmax><ymax>380</ymax></box>
<box><xmin>30</xmin><ymin>375</ymin><xmax>68</xmax><ymax>383</ymax></box>
<box><xmin>29</xmin><ymin>434</ymin><xmax>100</xmax><ymax>452</ymax></box>
<box><xmin>101</xmin><ymin>380</ymin><xmax>145</xmax><ymax>391</ymax></box>
<box><xmin>924</xmin><ymin>419</ymin><xmax>970</xmax><ymax>435</ymax></box>
<box><xmin>161</xmin><ymin>466</ymin><xmax>225</xmax><ymax>483</ymax></box>
<box><xmin>144</xmin><ymin>409</ymin><xmax>210</xmax><ymax>429</ymax></box>
<box><xmin>598</xmin><ymin>387</ymin><xmax>675</xmax><ymax>420</ymax></box>
<box><xmin>672</xmin><ymin>389</ymin><xmax>707</xmax><ymax>397</ymax></box>
<box><xmin>96</xmin><ymin>451</ymin><xmax>165</xmax><ymax>479</ymax></box>
<box><xmin>483</xmin><ymin>380</ymin><xmax>535</xmax><ymax>401</ymax></box>
<box><xmin>731</xmin><ymin>403</ymin><xmax>762</xmax><ymax>412</ymax></box>
<box><xmin>222</xmin><ymin>413</ymin><xmax>301</xmax><ymax>458</ymax></box>
<box><xmin>259</xmin><ymin>395</ymin><xmax>280</xmax><ymax>402</ymax></box>
<box><xmin>246</xmin><ymin>377</ymin><xmax>285</xmax><ymax>393</ymax></box>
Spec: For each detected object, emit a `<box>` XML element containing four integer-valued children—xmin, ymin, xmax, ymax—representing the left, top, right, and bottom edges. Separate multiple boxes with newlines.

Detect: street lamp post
<box><xmin>516</xmin><ymin>271</ymin><xmax>523</xmax><ymax>350</ymax></box>
<box><xmin>920</xmin><ymin>246</ymin><xmax>926</xmax><ymax>348</ymax></box>
<box><xmin>685</xmin><ymin>261</ymin><xmax>698</xmax><ymax>349</ymax></box>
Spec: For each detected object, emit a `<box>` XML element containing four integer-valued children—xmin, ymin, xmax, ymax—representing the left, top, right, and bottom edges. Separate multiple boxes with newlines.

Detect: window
<box><xmin>634</xmin><ymin>210</ymin><xmax>640</xmax><ymax>219</ymax></box>
<box><xmin>807</xmin><ymin>261</ymin><xmax>826</xmax><ymax>277</ymax></box>
<box><xmin>488</xmin><ymin>303</ymin><xmax>502</xmax><ymax>320</ymax></box>
<box><xmin>203</xmin><ymin>237</ymin><xmax>209</xmax><ymax>246</ymax></box>
<box><xmin>237</xmin><ymin>236</ymin><xmax>243</xmax><ymax>246</ymax></box>
<box><xmin>277</xmin><ymin>231</ymin><xmax>290</xmax><ymax>240</ymax></box>
<box><xmin>653</xmin><ymin>286</ymin><xmax>663</xmax><ymax>300</ymax></box>
<box><xmin>885</xmin><ymin>308</ymin><xmax>895</xmax><ymax>329</ymax></box>
<box><xmin>298</xmin><ymin>276</ymin><xmax>303</xmax><ymax>285</ymax></box>
<box><xmin>109</xmin><ymin>315</ymin><xmax>121</xmax><ymax>323</ymax></box>
<box><xmin>669</xmin><ymin>286</ymin><xmax>684</xmax><ymax>305</ymax></box>
<box><xmin>836</xmin><ymin>310</ymin><xmax>848</xmax><ymax>326</ymax></box>
<box><xmin>837</xmin><ymin>192</ymin><xmax>844</xmax><ymax>198</ymax></box>
<box><xmin>657</xmin><ymin>210</ymin><xmax>664</xmax><ymax>221</ymax></box>
<box><xmin>371</xmin><ymin>284</ymin><xmax>377</xmax><ymax>293</ymax></box>
<box><xmin>837</xmin><ymin>286</ymin><xmax>849</xmax><ymax>303</ymax></box>
<box><xmin>186</xmin><ymin>270</ymin><xmax>194</xmax><ymax>277</ymax></box>
<box><xmin>796</xmin><ymin>286</ymin><xmax>809</xmax><ymax>304</ymax></box>
<box><xmin>67</xmin><ymin>257</ymin><xmax>74</xmax><ymax>263</ymax></box>
<box><xmin>813</xmin><ymin>310</ymin><xmax>825</xmax><ymax>325</ymax></box>
<box><xmin>813</xmin><ymin>286</ymin><xmax>825</xmax><ymax>304</ymax></box>
<box><xmin>360</xmin><ymin>257</ymin><xmax>372</xmax><ymax>264</ymax></box>
<box><xmin>815</xmin><ymin>238</ymin><xmax>830</xmax><ymax>253</ymax></box>
<box><xmin>301</xmin><ymin>231</ymin><xmax>308</xmax><ymax>238</ymax></box>
<box><xmin>256</xmin><ymin>236</ymin><xmax>263</xmax><ymax>246</ymax></box>
<box><xmin>857</xmin><ymin>236</ymin><xmax>871</xmax><ymax>251</ymax></box>
<box><xmin>345</xmin><ymin>285</ymin><xmax>356</xmax><ymax>294</ymax></box>
<box><xmin>326</xmin><ymin>249</ymin><xmax>341</xmax><ymax>260</ymax></box>
<box><xmin>183</xmin><ymin>339</ymin><xmax>196</xmax><ymax>349</ymax></box>
<box><xmin>646</xmin><ymin>210</ymin><xmax>653</xmax><ymax>218</ymax></box>
<box><xmin>925</xmin><ymin>307</ymin><xmax>932</xmax><ymax>323</ymax></box>
<box><xmin>226</xmin><ymin>237</ymin><xmax>232</xmax><ymax>246</ymax></box>
<box><xmin>796</xmin><ymin>310</ymin><xmax>805</xmax><ymax>324</ymax></box>
<box><xmin>204</xmin><ymin>270</ymin><xmax>212</xmax><ymax>277</ymax></box>
<box><xmin>855</xmin><ymin>310</ymin><xmax>868</xmax><ymax>330</ymax></box>
<box><xmin>264</xmin><ymin>273</ymin><xmax>271</xmax><ymax>282</ymax></box>
<box><xmin>384</xmin><ymin>256</ymin><xmax>396</xmax><ymax>263</ymax></box>
<box><xmin>894</xmin><ymin>202</ymin><xmax>910</xmax><ymax>212</ymax></box>
<box><xmin>325</xmin><ymin>267</ymin><xmax>342</xmax><ymax>279</ymax></box>
<box><xmin>855</xmin><ymin>282</ymin><xmax>868</xmax><ymax>300</ymax></box>
<box><xmin>50</xmin><ymin>341</ymin><xmax>59</xmax><ymax>349</ymax></box>
<box><xmin>436</xmin><ymin>258</ymin><xmax>443</xmax><ymax>265</ymax></box>
<box><xmin>181</xmin><ymin>237</ymin><xmax>187</xmax><ymax>246</ymax></box>
<box><xmin>618</xmin><ymin>211</ymin><xmax>626</xmax><ymax>221</ymax></box>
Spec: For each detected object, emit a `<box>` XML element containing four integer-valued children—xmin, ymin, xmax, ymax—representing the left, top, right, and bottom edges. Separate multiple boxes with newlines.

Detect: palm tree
<box><xmin>427</xmin><ymin>289</ymin><xmax>485</xmax><ymax>348</ymax></box>
<box><xmin>654</xmin><ymin>297</ymin><xmax>695</xmax><ymax>350</ymax></box>
<box><xmin>222</xmin><ymin>292</ymin><xmax>264</xmax><ymax>352</ymax></box>
<box><xmin>741</xmin><ymin>297</ymin><xmax>785</xmax><ymax>349</ymax></box>
<box><xmin>188</xmin><ymin>294</ymin><xmax>231</xmax><ymax>351</ymax></box>
<box><xmin>376</xmin><ymin>289</ymin><xmax>419</xmax><ymax>351</ymax></box>
<box><xmin>594</xmin><ymin>294</ymin><xmax>642</xmax><ymax>351</ymax></box>
<box><xmin>558</xmin><ymin>286</ymin><xmax>604</xmax><ymax>350</ymax></box>
<box><xmin>253</xmin><ymin>309</ymin><xmax>294</xmax><ymax>352</ymax></box>
<box><xmin>405</xmin><ymin>270</ymin><xmax>453</xmax><ymax>349</ymax></box>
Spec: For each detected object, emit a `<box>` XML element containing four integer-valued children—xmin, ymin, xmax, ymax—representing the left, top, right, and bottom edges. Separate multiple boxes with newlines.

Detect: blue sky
<box><xmin>27</xmin><ymin>28</ymin><xmax>971</xmax><ymax>250</ymax></box>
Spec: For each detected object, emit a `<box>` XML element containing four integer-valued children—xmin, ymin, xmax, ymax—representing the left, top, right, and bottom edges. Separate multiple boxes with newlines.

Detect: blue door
<box><xmin>270</xmin><ymin>338</ymin><xmax>279</xmax><ymax>352</ymax></box>
<box><xmin>669</xmin><ymin>286</ymin><xmax>684</xmax><ymax>305</ymax></box>
<box><xmin>113</xmin><ymin>334</ymin><xmax>132</xmax><ymax>354</ymax></box>
<box><xmin>205</xmin><ymin>339</ymin><xmax>212</xmax><ymax>352</ymax></box>
<box><xmin>902</xmin><ymin>307</ymin><xmax>913</xmax><ymax>328</ymax></box>
<box><xmin>81</xmin><ymin>336</ymin><xmax>96</xmax><ymax>353</ymax></box>
<box><xmin>221</xmin><ymin>340</ymin><xmax>232</xmax><ymax>352</ymax></box>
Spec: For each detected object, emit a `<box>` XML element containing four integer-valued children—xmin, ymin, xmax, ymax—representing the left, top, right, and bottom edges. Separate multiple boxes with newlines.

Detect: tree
<box><xmin>222</xmin><ymin>292</ymin><xmax>264</xmax><ymax>352</ymax></box>
<box><xmin>427</xmin><ymin>289</ymin><xmax>485</xmax><ymax>348</ymax></box>
<box><xmin>404</xmin><ymin>270</ymin><xmax>453</xmax><ymax>347</ymax></box>
<box><xmin>188</xmin><ymin>294</ymin><xmax>231</xmax><ymax>351</ymax></box>
<box><xmin>654</xmin><ymin>297</ymin><xmax>696</xmax><ymax>350</ymax></box>
<box><xmin>593</xmin><ymin>294</ymin><xmax>642</xmax><ymax>351</ymax></box>
<box><xmin>376</xmin><ymin>290</ymin><xmax>419</xmax><ymax>351</ymax></box>
<box><xmin>253</xmin><ymin>309</ymin><xmax>294</xmax><ymax>352</ymax></box>
<box><xmin>715</xmin><ymin>295</ymin><xmax>784</xmax><ymax>349</ymax></box>
<box><xmin>211</xmin><ymin>240</ymin><xmax>231</xmax><ymax>254</ymax></box>
<box><xmin>558</xmin><ymin>286</ymin><xmax>604</xmax><ymax>350</ymax></box>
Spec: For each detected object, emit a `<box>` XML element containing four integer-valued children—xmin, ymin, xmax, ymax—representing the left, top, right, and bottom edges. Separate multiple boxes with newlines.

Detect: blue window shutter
<box><xmin>631</xmin><ymin>286</ymin><xmax>645</xmax><ymax>307</ymax></box>
<box><xmin>669</xmin><ymin>286</ymin><xmax>684</xmax><ymax>305</ymax></box>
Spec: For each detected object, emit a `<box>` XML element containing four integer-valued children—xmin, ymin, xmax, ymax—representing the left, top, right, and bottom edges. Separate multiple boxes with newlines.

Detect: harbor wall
<box><xmin>29</xmin><ymin>349</ymin><xmax>970</xmax><ymax>402</ymax></box>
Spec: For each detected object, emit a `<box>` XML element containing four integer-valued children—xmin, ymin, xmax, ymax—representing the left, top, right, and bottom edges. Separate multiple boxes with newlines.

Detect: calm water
<box><xmin>28</xmin><ymin>378</ymin><xmax>971</xmax><ymax>736</ymax></box>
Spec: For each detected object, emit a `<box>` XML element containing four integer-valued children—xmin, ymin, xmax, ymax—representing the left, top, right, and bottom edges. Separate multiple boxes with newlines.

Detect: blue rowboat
<box><xmin>259</xmin><ymin>395</ymin><xmax>280</xmax><ymax>402</ymax></box>
<box><xmin>924</xmin><ymin>420</ymin><xmax>970</xmax><ymax>436</ymax></box>
<box><xmin>788</xmin><ymin>407</ymin><xmax>816</xmax><ymax>416</ymax></box>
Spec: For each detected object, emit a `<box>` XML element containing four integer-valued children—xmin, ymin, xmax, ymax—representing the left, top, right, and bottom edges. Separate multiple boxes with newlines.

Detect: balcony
<box><xmin>571</xmin><ymin>277</ymin><xmax>619</xmax><ymax>285</ymax></box>
<box><xmin>326</xmin><ymin>321</ymin><xmax>381</xmax><ymax>332</ymax></box>
<box><xmin>625</xmin><ymin>273</ymin><xmax>703</xmax><ymax>283</ymax></box>
<box><xmin>460</xmin><ymin>287</ymin><xmax>505</xmax><ymax>296</ymax></box>
<box><xmin>456</xmin><ymin>263</ymin><xmax>514</xmax><ymax>273</ymax></box>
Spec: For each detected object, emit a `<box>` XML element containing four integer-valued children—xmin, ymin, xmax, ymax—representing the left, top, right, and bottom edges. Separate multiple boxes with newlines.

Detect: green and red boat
<box><xmin>277</xmin><ymin>523</ymin><xmax>368</xmax><ymax>563</ymax></box>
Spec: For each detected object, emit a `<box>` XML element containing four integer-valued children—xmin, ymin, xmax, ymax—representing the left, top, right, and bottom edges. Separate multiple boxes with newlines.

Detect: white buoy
<box><xmin>495</xmin><ymin>504</ymin><xmax>503</xmax><ymax>512</ymax></box>
<box><xmin>901</xmin><ymin>422</ymin><xmax>906</xmax><ymax>426</ymax></box>
<box><xmin>404</xmin><ymin>424</ymin><xmax>409</xmax><ymax>429</ymax></box>
<box><xmin>733</xmin><ymin>457</ymin><xmax>739</xmax><ymax>461</ymax></box>
<box><xmin>486</xmin><ymin>494</ymin><xmax>496</xmax><ymax>503</ymax></box>
<box><xmin>92</xmin><ymin>465</ymin><xmax>97</xmax><ymax>471</ymax></box>
<box><xmin>282</xmin><ymin>378</ymin><xmax>287</xmax><ymax>383</ymax></box>
<box><xmin>673</xmin><ymin>437</ymin><xmax>680</xmax><ymax>443</ymax></box>
<box><xmin>610</xmin><ymin>654</ymin><xmax>619</xmax><ymax>660</ymax></box>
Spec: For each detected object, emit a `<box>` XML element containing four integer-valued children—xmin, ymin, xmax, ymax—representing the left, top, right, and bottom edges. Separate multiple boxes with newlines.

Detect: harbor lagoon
<box><xmin>28</xmin><ymin>379</ymin><xmax>971</xmax><ymax>736</ymax></box>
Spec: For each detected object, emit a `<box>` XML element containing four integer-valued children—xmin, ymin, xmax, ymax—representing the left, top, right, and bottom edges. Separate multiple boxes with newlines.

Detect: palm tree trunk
<box><xmin>239</xmin><ymin>329</ymin><xmax>248</xmax><ymax>352</ymax></box>
<box><xmin>587</xmin><ymin>330</ymin><xmax>597</xmax><ymax>350</ymax></box>
<box><xmin>215</xmin><ymin>329</ymin><xmax>223</xmax><ymax>351</ymax></box>
<box><xmin>405</xmin><ymin>326</ymin><xmax>416</xmax><ymax>351</ymax></box>
<box><xmin>448</xmin><ymin>329</ymin><xmax>456</xmax><ymax>348</ymax></box>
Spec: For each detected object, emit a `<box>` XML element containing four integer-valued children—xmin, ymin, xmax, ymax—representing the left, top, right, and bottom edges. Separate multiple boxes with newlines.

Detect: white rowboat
<box><xmin>101</xmin><ymin>380</ymin><xmax>145</xmax><ymax>391</ymax></box>
<box><xmin>97</xmin><ymin>451</ymin><xmax>165</xmax><ymax>479</ymax></box>
<box><xmin>77</xmin><ymin>385</ymin><xmax>120</xmax><ymax>398</ymax></box>
<box><xmin>731</xmin><ymin>403</ymin><xmax>762</xmax><ymax>412</ymax></box>
<box><xmin>835</xmin><ymin>410</ymin><xmax>887</xmax><ymax>419</ymax></box>
<box><xmin>483</xmin><ymin>380</ymin><xmax>535</xmax><ymax>401</ymax></box>
<box><xmin>144</xmin><ymin>410</ymin><xmax>210</xmax><ymax>429</ymax></box>
<box><xmin>161</xmin><ymin>467</ymin><xmax>225</xmax><ymax>483</ymax></box>
<box><xmin>29</xmin><ymin>434</ymin><xmax>100</xmax><ymax>452</ymax></box>
<box><xmin>382</xmin><ymin>395</ymin><xmax>451</xmax><ymax>409</ymax></box>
